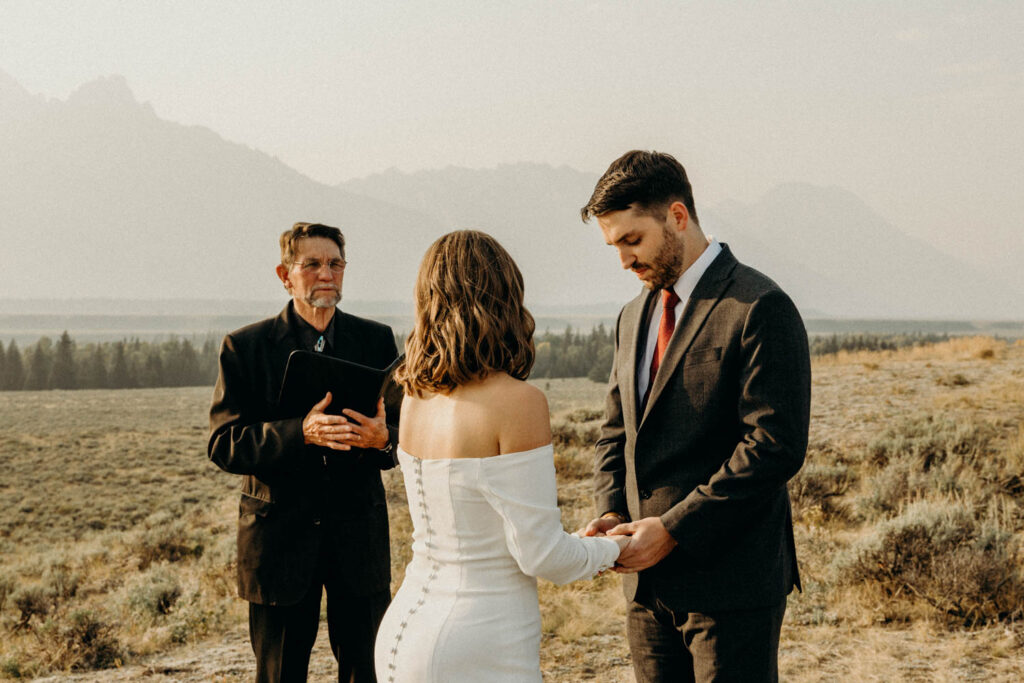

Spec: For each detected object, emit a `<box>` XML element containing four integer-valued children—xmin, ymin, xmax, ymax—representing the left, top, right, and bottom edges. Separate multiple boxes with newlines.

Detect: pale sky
<box><xmin>3</xmin><ymin>1</ymin><xmax>1022</xmax><ymax>270</ymax></box>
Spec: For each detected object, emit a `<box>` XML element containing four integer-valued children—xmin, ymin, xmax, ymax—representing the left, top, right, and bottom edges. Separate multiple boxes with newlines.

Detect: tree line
<box><xmin>807</xmin><ymin>332</ymin><xmax>951</xmax><ymax>356</ymax></box>
<box><xmin>0</xmin><ymin>327</ymin><xmax>618</xmax><ymax>392</ymax></box>
<box><xmin>0</xmin><ymin>329</ymin><xmax>960</xmax><ymax>392</ymax></box>
<box><xmin>0</xmin><ymin>332</ymin><xmax>219</xmax><ymax>391</ymax></box>
<box><xmin>532</xmin><ymin>325</ymin><xmax>615</xmax><ymax>382</ymax></box>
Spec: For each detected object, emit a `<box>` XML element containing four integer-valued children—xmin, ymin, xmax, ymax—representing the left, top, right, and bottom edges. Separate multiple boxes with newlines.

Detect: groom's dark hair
<box><xmin>580</xmin><ymin>150</ymin><xmax>699</xmax><ymax>225</ymax></box>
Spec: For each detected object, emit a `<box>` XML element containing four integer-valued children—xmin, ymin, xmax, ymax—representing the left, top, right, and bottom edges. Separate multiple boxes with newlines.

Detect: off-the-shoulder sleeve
<box><xmin>477</xmin><ymin>446</ymin><xmax>620</xmax><ymax>585</ymax></box>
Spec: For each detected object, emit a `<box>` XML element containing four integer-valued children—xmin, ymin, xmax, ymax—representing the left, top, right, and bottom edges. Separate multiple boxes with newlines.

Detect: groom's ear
<box><xmin>668</xmin><ymin>201</ymin><xmax>690</xmax><ymax>234</ymax></box>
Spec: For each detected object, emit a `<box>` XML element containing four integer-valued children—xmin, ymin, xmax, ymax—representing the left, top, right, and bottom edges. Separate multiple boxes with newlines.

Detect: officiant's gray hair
<box><xmin>279</xmin><ymin>222</ymin><xmax>346</xmax><ymax>265</ymax></box>
<box><xmin>396</xmin><ymin>230</ymin><xmax>535</xmax><ymax>396</ymax></box>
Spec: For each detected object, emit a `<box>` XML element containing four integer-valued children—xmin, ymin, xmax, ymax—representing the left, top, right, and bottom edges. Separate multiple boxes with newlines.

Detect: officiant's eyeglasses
<box><xmin>294</xmin><ymin>259</ymin><xmax>347</xmax><ymax>274</ymax></box>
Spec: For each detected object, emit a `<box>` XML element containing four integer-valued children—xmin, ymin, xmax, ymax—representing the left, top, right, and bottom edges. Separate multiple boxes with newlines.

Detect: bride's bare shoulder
<box><xmin>477</xmin><ymin>372</ymin><xmax>546</xmax><ymax>405</ymax></box>
<box><xmin>484</xmin><ymin>374</ymin><xmax>551</xmax><ymax>453</ymax></box>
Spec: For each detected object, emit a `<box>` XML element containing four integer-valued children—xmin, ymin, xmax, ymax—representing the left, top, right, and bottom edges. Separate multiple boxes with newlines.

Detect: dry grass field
<box><xmin>1</xmin><ymin>337</ymin><xmax>1023</xmax><ymax>681</ymax></box>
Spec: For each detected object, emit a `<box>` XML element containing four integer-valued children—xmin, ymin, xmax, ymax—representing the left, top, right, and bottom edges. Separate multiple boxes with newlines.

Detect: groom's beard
<box><xmin>637</xmin><ymin>226</ymin><xmax>685</xmax><ymax>290</ymax></box>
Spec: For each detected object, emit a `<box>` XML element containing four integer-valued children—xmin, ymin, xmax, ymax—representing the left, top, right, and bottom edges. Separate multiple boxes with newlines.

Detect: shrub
<box><xmin>128</xmin><ymin>566</ymin><xmax>182</xmax><ymax>618</ymax></box>
<box><xmin>168</xmin><ymin>594</ymin><xmax>229</xmax><ymax>645</ymax></box>
<box><xmin>937</xmin><ymin>372</ymin><xmax>971</xmax><ymax>387</ymax></box>
<box><xmin>983</xmin><ymin>424</ymin><xmax>1024</xmax><ymax>495</ymax></box>
<box><xmin>552</xmin><ymin>448</ymin><xmax>593</xmax><ymax>483</ymax></box>
<box><xmin>789</xmin><ymin>462</ymin><xmax>851</xmax><ymax>521</ymax></box>
<box><xmin>854</xmin><ymin>458</ymin><xmax>912</xmax><ymax>519</ymax></box>
<box><xmin>835</xmin><ymin>499</ymin><xmax>1024</xmax><ymax>626</ymax></box>
<box><xmin>43</xmin><ymin>560</ymin><xmax>81</xmax><ymax>607</ymax></box>
<box><xmin>11</xmin><ymin>586</ymin><xmax>50</xmax><ymax>630</ymax></box>
<box><xmin>0</xmin><ymin>571</ymin><xmax>14</xmax><ymax>613</ymax></box>
<box><xmin>866</xmin><ymin>415</ymin><xmax>991</xmax><ymax>471</ymax></box>
<box><xmin>854</xmin><ymin>416</ymin><xmax>1011</xmax><ymax>520</ymax></box>
<box><xmin>566</xmin><ymin>408</ymin><xmax>604</xmax><ymax>424</ymax></box>
<box><xmin>0</xmin><ymin>655</ymin><xmax>30</xmax><ymax>679</ymax></box>
<box><xmin>551</xmin><ymin>422</ymin><xmax>599</xmax><ymax>450</ymax></box>
<box><xmin>134</xmin><ymin>521</ymin><xmax>204</xmax><ymax>570</ymax></box>
<box><xmin>48</xmin><ymin>609</ymin><xmax>124</xmax><ymax>670</ymax></box>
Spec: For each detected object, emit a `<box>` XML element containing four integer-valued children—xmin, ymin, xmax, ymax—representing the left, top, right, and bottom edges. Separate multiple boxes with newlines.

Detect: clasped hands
<box><xmin>581</xmin><ymin>514</ymin><xmax>678</xmax><ymax>574</ymax></box>
<box><xmin>302</xmin><ymin>393</ymin><xmax>389</xmax><ymax>451</ymax></box>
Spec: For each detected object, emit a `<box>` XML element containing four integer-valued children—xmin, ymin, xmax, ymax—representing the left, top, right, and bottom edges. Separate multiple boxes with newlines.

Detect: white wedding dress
<box><xmin>374</xmin><ymin>445</ymin><xmax>620</xmax><ymax>682</ymax></box>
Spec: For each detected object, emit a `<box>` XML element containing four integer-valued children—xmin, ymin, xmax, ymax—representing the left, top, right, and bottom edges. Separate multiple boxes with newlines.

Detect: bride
<box><xmin>374</xmin><ymin>230</ymin><xmax>628</xmax><ymax>682</ymax></box>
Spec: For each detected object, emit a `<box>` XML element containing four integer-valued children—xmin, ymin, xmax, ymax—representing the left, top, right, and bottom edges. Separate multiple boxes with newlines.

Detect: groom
<box><xmin>581</xmin><ymin>151</ymin><xmax>811</xmax><ymax>682</ymax></box>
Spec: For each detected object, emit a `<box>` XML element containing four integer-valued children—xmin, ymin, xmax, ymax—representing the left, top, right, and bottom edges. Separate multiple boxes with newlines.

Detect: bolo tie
<box><xmin>314</xmin><ymin>335</ymin><xmax>325</xmax><ymax>353</ymax></box>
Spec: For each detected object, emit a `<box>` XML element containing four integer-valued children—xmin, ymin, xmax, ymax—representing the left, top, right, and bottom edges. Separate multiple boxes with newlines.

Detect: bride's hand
<box><xmin>612</xmin><ymin>534</ymin><xmax>631</xmax><ymax>554</ymax></box>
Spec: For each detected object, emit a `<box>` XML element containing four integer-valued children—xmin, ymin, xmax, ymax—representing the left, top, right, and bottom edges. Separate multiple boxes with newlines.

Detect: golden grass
<box><xmin>3</xmin><ymin>346</ymin><xmax>1024</xmax><ymax>680</ymax></box>
<box><xmin>813</xmin><ymin>335</ymin><xmax>1009</xmax><ymax>366</ymax></box>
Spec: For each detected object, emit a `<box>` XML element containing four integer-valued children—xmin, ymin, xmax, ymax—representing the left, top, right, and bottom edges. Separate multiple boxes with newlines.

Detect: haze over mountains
<box><xmin>1</xmin><ymin>70</ymin><xmax>1020</xmax><ymax>320</ymax></box>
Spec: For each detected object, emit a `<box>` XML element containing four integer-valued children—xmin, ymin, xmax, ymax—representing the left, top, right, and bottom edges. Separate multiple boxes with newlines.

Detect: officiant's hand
<box><xmin>303</xmin><ymin>392</ymin><xmax>354</xmax><ymax>450</ymax></box>
<box><xmin>607</xmin><ymin>517</ymin><xmax>677</xmax><ymax>573</ymax></box>
<box><xmin>340</xmin><ymin>398</ymin><xmax>389</xmax><ymax>450</ymax></box>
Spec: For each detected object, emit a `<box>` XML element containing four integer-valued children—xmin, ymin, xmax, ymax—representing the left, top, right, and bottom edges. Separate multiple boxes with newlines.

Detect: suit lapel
<box><xmin>621</xmin><ymin>288</ymin><xmax>655</xmax><ymax>431</ymax></box>
<box><xmin>331</xmin><ymin>311</ymin><xmax>361</xmax><ymax>363</ymax></box>
<box><xmin>640</xmin><ymin>246</ymin><xmax>737</xmax><ymax>425</ymax></box>
<box><xmin>264</xmin><ymin>304</ymin><xmax>299</xmax><ymax>408</ymax></box>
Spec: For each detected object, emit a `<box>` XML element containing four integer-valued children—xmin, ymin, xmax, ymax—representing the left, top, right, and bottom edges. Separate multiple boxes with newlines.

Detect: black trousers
<box><xmin>626</xmin><ymin>595</ymin><xmax>787</xmax><ymax>683</ymax></box>
<box><xmin>248</xmin><ymin>549</ymin><xmax>390</xmax><ymax>683</ymax></box>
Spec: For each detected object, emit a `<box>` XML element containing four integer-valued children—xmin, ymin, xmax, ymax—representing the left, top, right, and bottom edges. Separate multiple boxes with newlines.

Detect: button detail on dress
<box><xmin>386</xmin><ymin>456</ymin><xmax>439</xmax><ymax>680</ymax></box>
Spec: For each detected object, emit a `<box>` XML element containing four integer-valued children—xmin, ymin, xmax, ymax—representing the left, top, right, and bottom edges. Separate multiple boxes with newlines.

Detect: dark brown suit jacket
<box><xmin>208</xmin><ymin>303</ymin><xmax>399</xmax><ymax>606</ymax></box>
<box><xmin>594</xmin><ymin>244</ymin><xmax>811</xmax><ymax>612</ymax></box>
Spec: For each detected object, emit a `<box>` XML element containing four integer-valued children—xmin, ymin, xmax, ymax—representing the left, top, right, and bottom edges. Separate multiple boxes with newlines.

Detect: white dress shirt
<box><xmin>637</xmin><ymin>237</ymin><xmax>722</xmax><ymax>401</ymax></box>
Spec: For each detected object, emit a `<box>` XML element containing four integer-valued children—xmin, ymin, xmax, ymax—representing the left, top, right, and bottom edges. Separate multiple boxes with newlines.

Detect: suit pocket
<box><xmin>240</xmin><ymin>475</ymin><xmax>275</xmax><ymax>503</ymax></box>
<box><xmin>683</xmin><ymin>346</ymin><xmax>723</xmax><ymax>367</ymax></box>
<box><xmin>240</xmin><ymin>493</ymin><xmax>274</xmax><ymax>519</ymax></box>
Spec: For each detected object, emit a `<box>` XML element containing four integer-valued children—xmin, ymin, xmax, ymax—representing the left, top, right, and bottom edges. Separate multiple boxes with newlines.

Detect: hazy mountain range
<box><xmin>1</xmin><ymin>70</ymin><xmax>1020</xmax><ymax>320</ymax></box>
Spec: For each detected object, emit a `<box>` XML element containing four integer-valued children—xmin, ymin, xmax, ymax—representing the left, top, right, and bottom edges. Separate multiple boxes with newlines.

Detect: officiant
<box><xmin>208</xmin><ymin>221</ymin><xmax>400</xmax><ymax>683</ymax></box>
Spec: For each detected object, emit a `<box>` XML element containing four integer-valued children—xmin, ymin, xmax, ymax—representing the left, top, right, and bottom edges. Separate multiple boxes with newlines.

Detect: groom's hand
<box><xmin>581</xmin><ymin>513</ymin><xmax>624</xmax><ymax>537</ymax></box>
<box><xmin>607</xmin><ymin>517</ymin><xmax>677</xmax><ymax>573</ymax></box>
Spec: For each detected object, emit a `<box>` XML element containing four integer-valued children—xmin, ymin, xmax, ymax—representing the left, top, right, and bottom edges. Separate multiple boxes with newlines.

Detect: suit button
<box><xmin>639</xmin><ymin>489</ymin><xmax>652</xmax><ymax>500</ymax></box>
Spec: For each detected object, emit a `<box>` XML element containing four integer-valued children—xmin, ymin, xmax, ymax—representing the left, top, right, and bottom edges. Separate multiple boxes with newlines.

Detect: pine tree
<box><xmin>110</xmin><ymin>341</ymin><xmax>134</xmax><ymax>389</ymax></box>
<box><xmin>84</xmin><ymin>345</ymin><xmax>109</xmax><ymax>389</ymax></box>
<box><xmin>178</xmin><ymin>339</ymin><xmax>201</xmax><ymax>386</ymax></box>
<box><xmin>4</xmin><ymin>341</ymin><xmax>25</xmax><ymax>391</ymax></box>
<box><xmin>587</xmin><ymin>345</ymin><xmax>614</xmax><ymax>383</ymax></box>
<box><xmin>50</xmin><ymin>331</ymin><xmax>77</xmax><ymax>390</ymax></box>
<box><xmin>142</xmin><ymin>350</ymin><xmax>164</xmax><ymax>387</ymax></box>
<box><xmin>23</xmin><ymin>339</ymin><xmax>53</xmax><ymax>390</ymax></box>
<box><xmin>162</xmin><ymin>337</ymin><xmax>202</xmax><ymax>387</ymax></box>
<box><xmin>200</xmin><ymin>337</ymin><xmax>219</xmax><ymax>383</ymax></box>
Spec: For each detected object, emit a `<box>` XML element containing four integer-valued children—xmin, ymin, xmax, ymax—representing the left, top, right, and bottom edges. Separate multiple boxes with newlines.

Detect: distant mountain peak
<box><xmin>763</xmin><ymin>181</ymin><xmax>858</xmax><ymax>204</ymax></box>
<box><xmin>0</xmin><ymin>67</ymin><xmax>33</xmax><ymax>102</ymax></box>
<box><xmin>343</xmin><ymin>160</ymin><xmax>591</xmax><ymax>186</ymax></box>
<box><xmin>67</xmin><ymin>74</ymin><xmax>141</xmax><ymax>110</ymax></box>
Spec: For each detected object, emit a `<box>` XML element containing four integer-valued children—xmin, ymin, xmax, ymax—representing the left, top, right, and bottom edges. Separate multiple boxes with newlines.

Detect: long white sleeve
<box><xmin>477</xmin><ymin>445</ymin><xmax>620</xmax><ymax>585</ymax></box>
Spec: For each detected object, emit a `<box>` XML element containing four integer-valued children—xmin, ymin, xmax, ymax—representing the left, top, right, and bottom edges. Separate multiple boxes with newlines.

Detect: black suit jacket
<box><xmin>208</xmin><ymin>303</ymin><xmax>400</xmax><ymax>606</ymax></box>
<box><xmin>594</xmin><ymin>244</ymin><xmax>811</xmax><ymax>612</ymax></box>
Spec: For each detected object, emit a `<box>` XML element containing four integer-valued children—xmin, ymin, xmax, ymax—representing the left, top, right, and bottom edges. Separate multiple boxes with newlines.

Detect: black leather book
<box><xmin>276</xmin><ymin>350</ymin><xmax>404</xmax><ymax>419</ymax></box>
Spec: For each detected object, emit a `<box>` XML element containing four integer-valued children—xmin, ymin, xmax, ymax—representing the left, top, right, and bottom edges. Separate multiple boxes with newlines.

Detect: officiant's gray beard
<box><xmin>307</xmin><ymin>288</ymin><xmax>341</xmax><ymax>308</ymax></box>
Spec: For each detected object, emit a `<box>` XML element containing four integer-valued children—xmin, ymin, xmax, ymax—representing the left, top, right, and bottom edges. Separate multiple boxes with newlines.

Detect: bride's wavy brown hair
<box><xmin>396</xmin><ymin>230</ymin><xmax>535</xmax><ymax>396</ymax></box>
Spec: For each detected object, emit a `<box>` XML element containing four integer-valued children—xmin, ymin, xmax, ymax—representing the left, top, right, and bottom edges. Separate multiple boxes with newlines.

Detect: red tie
<box><xmin>644</xmin><ymin>288</ymin><xmax>681</xmax><ymax>406</ymax></box>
